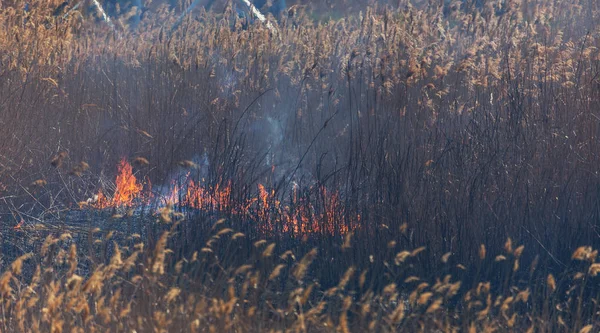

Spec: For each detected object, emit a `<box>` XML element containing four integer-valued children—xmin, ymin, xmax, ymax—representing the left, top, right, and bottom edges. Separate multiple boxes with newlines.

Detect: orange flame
<box><xmin>112</xmin><ymin>158</ymin><xmax>143</xmax><ymax>206</ymax></box>
<box><xmin>95</xmin><ymin>158</ymin><xmax>143</xmax><ymax>208</ymax></box>
<box><xmin>91</xmin><ymin>160</ymin><xmax>358</xmax><ymax>235</ymax></box>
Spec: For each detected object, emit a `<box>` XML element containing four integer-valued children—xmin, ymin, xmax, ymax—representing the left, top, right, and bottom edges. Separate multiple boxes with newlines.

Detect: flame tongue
<box><xmin>112</xmin><ymin>158</ymin><xmax>143</xmax><ymax>206</ymax></box>
<box><xmin>95</xmin><ymin>158</ymin><xmax>143</xmax><ymax>208</ymax></box>
<box><xmin>92</xmin><ymin>159</ymin><xmax>356</xmax><ymax>235</ymax></box>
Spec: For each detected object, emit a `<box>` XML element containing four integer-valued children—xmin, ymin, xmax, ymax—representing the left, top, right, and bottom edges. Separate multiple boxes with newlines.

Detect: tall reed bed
<box><xmin>0</xmin><ymin>1</ymin><xmax>599</xmax><ymax>330</ymax></box>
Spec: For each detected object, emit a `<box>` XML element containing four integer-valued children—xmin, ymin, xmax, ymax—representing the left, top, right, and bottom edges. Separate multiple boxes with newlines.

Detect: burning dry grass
<box><xmin>89</xmin><ymin>158</ymin><xmax>356</xmax><ymax>235</ymax></box>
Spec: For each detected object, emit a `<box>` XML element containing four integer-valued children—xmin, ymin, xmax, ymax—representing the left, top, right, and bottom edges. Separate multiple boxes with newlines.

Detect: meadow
<box><xmin>0</xmin><ymin>0</ymin><xmax>600</xmax><ymax>331</ymax></box>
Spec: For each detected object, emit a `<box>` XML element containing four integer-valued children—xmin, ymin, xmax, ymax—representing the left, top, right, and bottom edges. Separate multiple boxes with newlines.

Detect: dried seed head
<box><xmin>262</xmin><ymin>243</ymin><xmax>276</xmax><ymax>257</ymax></box>
<box><xmin>505</xmin><ymin>238</ymin><xmax>513</xmax><ymax>254</ymax></box>
<box><xmin>572</xmin><ymin>246</ymin><xmax>592</xmax><ymax>261</ymax></box>
<box><xmin>133</xmin><ymin>157</ymin><xmax>149</xmax><ymax>166</ymax></box>
<box><xmin>268</xmin><ymin>264</ymin><xmax>285</xmax><ymax>281</ymax></box>
<box><xmin>31</xmin><ymin>179</ymin><xmax>47</xmax><ymax>187</ymax></box>
<box><xmin>547</xmin><ymin>274</ymin><xmax>556</xmax><ymax>293</ymax></box>
<box><xmin>479</xmin><ymin>244</ymin><xmax>486</xmax><ymax>260</ymax></box>
<box><xmin>178</xmin><ymin>160</ymin><xmax>198</xmax><ymax>169</ymax></box>
<box><xmin>417</xmin><ymin>292</ymin><xmax>433</xmax><ymax>305</ymax></box>
<box><xmin>51</xmin><ymin>151</ymin><xmax>68</xmax><ymax>167</ymax></box>
<box><xmin>395</xmin><ymin>251</ymin><xmax>411</xmax><ymax>265</ymax></box>
<box><xmin>441</xmin><ymin>252</ymin><xmax>452</xmax><ymax>263</ymax></box>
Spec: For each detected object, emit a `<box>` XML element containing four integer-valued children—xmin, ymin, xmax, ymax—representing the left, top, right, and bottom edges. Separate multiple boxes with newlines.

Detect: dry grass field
<box><xmin>0</xmin><ymin>0</ymin><xmax>600</xmax><ymax>331</ymax></box>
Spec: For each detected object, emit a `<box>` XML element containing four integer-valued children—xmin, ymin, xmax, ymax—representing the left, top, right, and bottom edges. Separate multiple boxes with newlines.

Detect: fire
<box><xmin>91</xmin><ymin>159</ymin><xmax>358</xmax><ymax>235</ymax></box>
<box><xmin>95</xmin><ymin>158</ymin><xmax>143</xmax><ymax>208</ymax></box>
<box><xmin>112</xmin><ymin>158</ymin><xmax>143</xmax><ymax>205</ymax></box>
<box><xmin>184</xmin><ymin>181</ymin><xmax>232</xmax><ymax>211</ymax></box>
